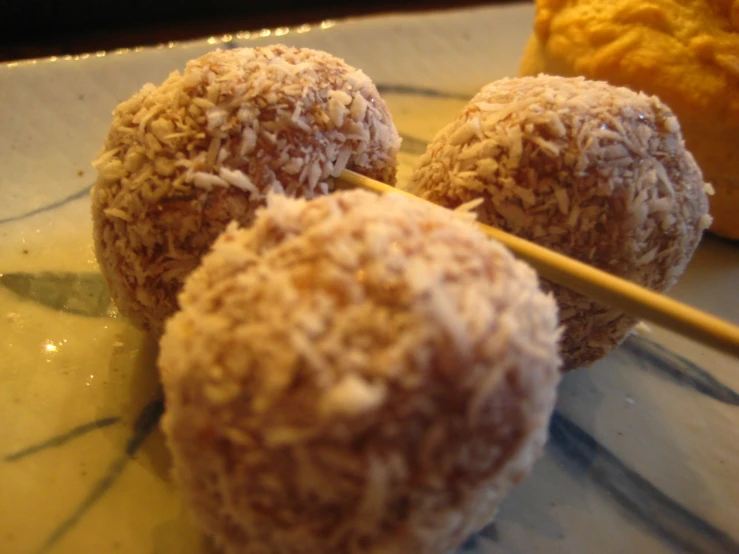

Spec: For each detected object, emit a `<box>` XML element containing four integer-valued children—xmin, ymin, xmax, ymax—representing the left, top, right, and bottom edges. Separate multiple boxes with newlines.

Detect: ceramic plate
<box><xmin>1</xmin><ymin>3</ymin><xmax>738</xmax><ymax>553</ymax></box>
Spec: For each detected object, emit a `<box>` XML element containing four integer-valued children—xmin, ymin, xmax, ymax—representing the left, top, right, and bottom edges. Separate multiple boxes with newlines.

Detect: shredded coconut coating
<box><xmin>520</xmin><ymin>0</ymin><xmax>739</xmax><ymax>238</ymax></box>
<box><xmin>91</xmin><ymin>45</ymin><xmax>401</xmax><ymax>336</ymax></box>
<box><xmin>409</xmin><ymin>75</ymin><xmax>711</xmax><ymax>370</ymax></box>
<box><xmin>159</xmin><ymin>190</ymin><xmax>561</xmax><ymax>554</ymax></box>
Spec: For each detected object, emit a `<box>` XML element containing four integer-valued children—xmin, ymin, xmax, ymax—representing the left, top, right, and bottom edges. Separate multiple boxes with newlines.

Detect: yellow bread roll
<box><xmin>520</xmin><ymin>0</ymin><xmax>739</xmax><ymax>239</ymax></box>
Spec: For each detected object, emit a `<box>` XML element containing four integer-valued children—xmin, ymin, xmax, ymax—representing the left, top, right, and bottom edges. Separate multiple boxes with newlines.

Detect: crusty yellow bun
<box><xmin>520</xmin><ymin>0</ymin><xmax>739</xmax><ymax>239</ymax></box>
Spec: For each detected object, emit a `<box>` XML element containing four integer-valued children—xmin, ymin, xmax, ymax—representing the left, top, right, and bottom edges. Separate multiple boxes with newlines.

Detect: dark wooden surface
<box><xmin>0</xmin><ymin>1</ymin><xmax>527</xmax><ymax>63</ymax></box>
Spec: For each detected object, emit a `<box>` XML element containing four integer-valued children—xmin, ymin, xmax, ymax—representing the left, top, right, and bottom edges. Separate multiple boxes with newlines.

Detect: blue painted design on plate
<box><xmin>478</xmin><ymin>522</ymin><xmax>499</xmax><ymax>542</ymax></box>
<box><xmin>36</xmin><ymin>398</ymin><xmax>164</xmax><ymax>554</ymax></box>
<box><xmin>0</xmin><ymin>272</ymin><xmax>114</xmax><ymax>318</ymax></box>
<box><xmin>548</xmin><ymin>411</ymin><xmax>739</xmax><ymax>554</ymax></box>
<box><xmin>399</xmin><ymin>133</ymin><xmax>428</xmax><ymax>156</ymax></box>
<box><xmin>0</xmin><ymin>184</ymin><xmax>92</xmax><ymax>226</ymax></box>
<box><xmin>459</xmin><ymin>534</ymin><xmax>481</xmax><ymax>552</ymax></box>
<box><xmin>4</xmin><ymin>416</ymin><xmax>120</xmax><ymax>463</ymax></box>
<box><xmin>622</xmin><ymin>335</ymin><xmax>739</xmax><ymax>406</ymax></box>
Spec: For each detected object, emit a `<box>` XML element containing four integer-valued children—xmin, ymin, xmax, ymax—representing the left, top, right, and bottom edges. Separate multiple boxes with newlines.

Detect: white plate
<box><xmin>1</xmin><ymin>4</ymin><xmax>738</xmax><ymax>553</ymax></box>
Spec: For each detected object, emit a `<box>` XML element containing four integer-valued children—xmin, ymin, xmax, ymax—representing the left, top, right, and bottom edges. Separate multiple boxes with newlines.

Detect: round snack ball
<box><xmin>520</xmin><ymin>0</ymin><xmax>739</xmax><ymax>239</ymax></box>
<box><xmin>159</xmin><ymin>190</ymin><xmax>561</xmax><ymax>554</ymax></box>
<box><xmin>91</xmin><ymin>45</ymin><xmax>400</xmax><ymax>336</ymax></box>
<box><xmin>409</xmin><ymin>75</ymin><xmax>712</xmax><ymax>370</ymax></box>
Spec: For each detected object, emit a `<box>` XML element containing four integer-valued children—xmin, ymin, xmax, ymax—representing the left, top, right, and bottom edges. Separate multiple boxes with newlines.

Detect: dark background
<box><xmin>0</xmin><ymin>1</ymin><xmax>525</xmax><ymax>62</ymax></box>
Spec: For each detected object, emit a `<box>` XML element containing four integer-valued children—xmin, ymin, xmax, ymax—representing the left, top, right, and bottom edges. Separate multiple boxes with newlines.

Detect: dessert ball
<box><xmin>159</xmin><ymin>190</ymin><xmax>561</xmax><ymax>554</ymax></box>
<box><xmin>410</xmin><ymin>75</ymin><xmax>711</xmax><ymax>370</ymax></box>
<box><xmin>520</xmin><ymin>0</ymin><xmax>739</xmax><ymax>239</ymax></box>
<box><xmin>92</xmin><ymin>45</ymin><xmax>400</xmax><ymax>336</ymax></box>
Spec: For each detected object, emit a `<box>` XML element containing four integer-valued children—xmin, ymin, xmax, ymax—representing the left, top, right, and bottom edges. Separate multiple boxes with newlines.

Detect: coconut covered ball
<box><xmin>159</xmin><ymin>190</ymin><xmax>561</xmax><ymax>554</ymax></box>
<box><xmin>92</xmin><ymin>45</ymin><xmax>400</xmax><ymax>337</ymax></box>
<box><xmin>410</xmin><ymin>75</ymin><xmax>712</xmax><ymax>370</ymax></box>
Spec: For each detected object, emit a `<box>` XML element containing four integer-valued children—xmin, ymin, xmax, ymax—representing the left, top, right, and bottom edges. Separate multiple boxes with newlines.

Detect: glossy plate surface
<box><xmin>1</xmin><ymin>4</ymin><xmax>738</xmax><ymax>553</ymax></box>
